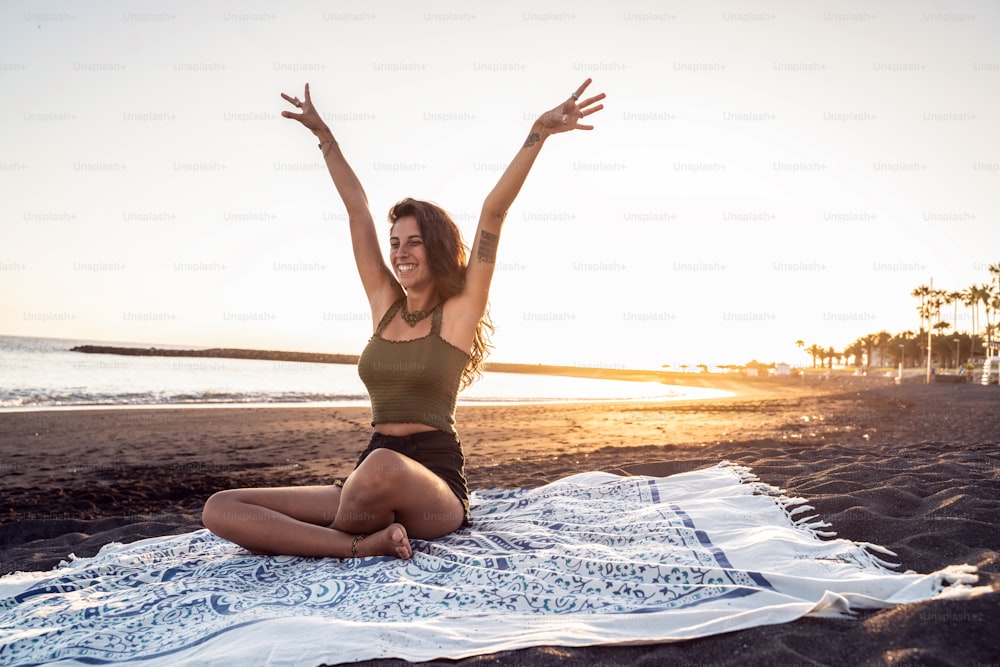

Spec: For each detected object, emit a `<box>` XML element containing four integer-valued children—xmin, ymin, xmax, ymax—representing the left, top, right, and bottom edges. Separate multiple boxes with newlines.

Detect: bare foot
<box><xmin>355</xmin><ymin>523</ymin><xmax>411</xmax><ymax>559</ymax></box>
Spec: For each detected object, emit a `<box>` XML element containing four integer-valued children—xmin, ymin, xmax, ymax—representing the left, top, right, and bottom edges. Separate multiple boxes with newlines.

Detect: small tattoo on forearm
<box><xmin>523</xmin><ymin>132</ymin><xmax>540</xmax><ymax>148</ymax></box>
<box><xmin>477</xmin><ymin>230</ymin><xmax>499</xmax><ymax>264</ymax></box>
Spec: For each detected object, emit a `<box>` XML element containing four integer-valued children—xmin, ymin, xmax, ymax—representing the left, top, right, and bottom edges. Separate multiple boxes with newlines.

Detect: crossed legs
<box><xmin>202</xmin><ymin>448</ymin><xmax>466</xmax><ymax>559</ymax></box>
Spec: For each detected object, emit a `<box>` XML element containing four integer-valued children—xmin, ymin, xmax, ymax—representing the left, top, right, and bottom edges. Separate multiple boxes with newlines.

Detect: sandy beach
<box><xmin>2</xmin><ymin>376</ymin><xmax>998</xmax><ymax>665</ymax></box>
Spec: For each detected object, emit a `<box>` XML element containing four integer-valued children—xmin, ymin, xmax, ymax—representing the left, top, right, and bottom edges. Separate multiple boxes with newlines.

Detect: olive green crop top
<box><xmin>357</xmin><ymin>298</ymin><xmax>470</xmax><ymax>435</ymax></box>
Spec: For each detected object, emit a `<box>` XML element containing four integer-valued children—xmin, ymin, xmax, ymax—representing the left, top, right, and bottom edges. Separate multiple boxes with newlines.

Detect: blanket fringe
<box><xmin>930</xmin><ymin>564</ymin><xmax>983</xmax><ymax>595</ymax></box>
<box><xmin>716</xmin><ymin>460</ymin><xmax>901</xmax><ymax>571</ymax></box>
<box><xmin>848</xmin><ymin>542</ymin><xmax>902</xmax><ymax>570</ymax></box>
<box><xmin>717</xmin><ymin>461</ymin><xmax>759</xmax><ymax>485</ymax></box>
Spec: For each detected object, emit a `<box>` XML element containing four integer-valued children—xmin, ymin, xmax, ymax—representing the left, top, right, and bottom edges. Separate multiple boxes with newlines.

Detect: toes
<box><xmin>391</xmin><ymin>524</ymin><xmax>411</xmax><ymax>559</ymax></box>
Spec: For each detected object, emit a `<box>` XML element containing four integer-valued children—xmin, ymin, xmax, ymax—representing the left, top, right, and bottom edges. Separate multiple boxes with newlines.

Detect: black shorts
<box><xmin>355</xmin><ymin>429</ymin><xmax>471</xmax><ymax>526</ymax></box>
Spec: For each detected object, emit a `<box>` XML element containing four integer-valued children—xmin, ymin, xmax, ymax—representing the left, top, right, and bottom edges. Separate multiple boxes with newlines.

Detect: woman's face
<box><xmin>389</xmin><ymin>215</ymin><xmax>431</xmax><ymax>290</ymax></box>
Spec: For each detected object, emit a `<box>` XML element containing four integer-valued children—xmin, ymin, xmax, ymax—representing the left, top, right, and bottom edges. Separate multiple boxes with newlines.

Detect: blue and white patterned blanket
<box><xmin>0</xmin><ymin>463</ymin><xmax>983</xmax><ymax>666</ymax></box>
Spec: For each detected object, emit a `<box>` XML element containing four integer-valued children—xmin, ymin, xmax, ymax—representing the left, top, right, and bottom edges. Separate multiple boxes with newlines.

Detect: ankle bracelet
<box><xmin>351</xmin><ymin>534</ymin><xmax>365</xmax><ymax>558</ymax></box>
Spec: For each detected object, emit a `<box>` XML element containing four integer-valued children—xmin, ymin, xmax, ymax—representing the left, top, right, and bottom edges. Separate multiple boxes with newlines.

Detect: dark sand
<box><xmin>2</xmin><ymin>377</ymin><xmax>998</xmax><ymax>666</ymax></box>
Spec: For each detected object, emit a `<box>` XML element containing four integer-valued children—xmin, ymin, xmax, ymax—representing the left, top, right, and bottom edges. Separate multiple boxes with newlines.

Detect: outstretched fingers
<box><xmin>571</xmin><ymin>77</ymin><xmax>593</xmax><ymax>102</ymax></box>
<box><xmin>280</xmin><ymin>94</ymin><xmax>301</xmax><ymax>120</ymax></box>
<box><xmin>567</xmin><ymin>78</ymin><xmax>605</xmax><ymax>131</ymax></box>
<box><xmin>280</xmin><ymin>84</ymin><xmax>309</xmax><ymax>120</ymax></box>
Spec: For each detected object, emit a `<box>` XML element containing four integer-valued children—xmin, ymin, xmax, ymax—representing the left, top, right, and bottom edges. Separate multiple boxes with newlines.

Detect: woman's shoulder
<box><xmin>440</xmin><ymin>291</ymin><xmax>483</xmax><ymax>321</ymax></box>
<box><xmin>439</xmin><ymin>295</ymin><xmax>481</xmax><ymax>352</ymax></box>
<box><xmin>371</xmin><ymin>289</ymin><xmax>406</xmax><ymax>331</ymax></box>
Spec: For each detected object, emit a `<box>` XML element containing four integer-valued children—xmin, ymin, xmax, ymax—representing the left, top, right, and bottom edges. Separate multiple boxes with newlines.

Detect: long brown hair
<box><xmin>388</xmin><ymin>198</ymin><xmax>493</xmax><ymax>389</ymax></box>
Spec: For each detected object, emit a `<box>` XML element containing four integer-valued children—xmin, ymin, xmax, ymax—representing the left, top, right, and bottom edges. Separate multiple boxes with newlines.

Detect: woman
<box><xmin>202</xmin><ymin>79</ymin><xmax>605</xmax><ymax>559</ymax></box>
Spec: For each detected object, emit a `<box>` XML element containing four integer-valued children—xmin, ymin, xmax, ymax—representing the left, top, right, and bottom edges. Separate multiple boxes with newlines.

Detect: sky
<box><xmin>1</xmin><ymin>0</ymin><xmax>998</xmax><ymax>369</ymax></box>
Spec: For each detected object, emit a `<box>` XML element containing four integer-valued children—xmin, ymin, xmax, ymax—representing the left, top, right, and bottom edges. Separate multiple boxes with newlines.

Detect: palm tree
<box><xmin>986</xmin><ymin>262</ymin><xmax>1000</xmax><ymax>360</ymax></box>
<box><xmin>930</xmin><ymin>323</ymin><xmax>956</xmax><ymax>367</ymax></box>
<box><xmin>923</xmin><ymin>289</ymin><xmax>947</xmax><ymax>374</ymax></box>
<box><xmin>963</xmin><ymin>285</ymin><xmax>981</xmax><ymax>340</ymax></box>
<box><xmin>911</xmin><ymin>284</ymin><xmax>932</xmax><ymax>331</ymax></box>
<box><xmin>988</xmin><ymin>291</ymin><xmax>1000</xmax><ymax>353</ymax></box>
<box><xmin>861</xmin><ymin>333</ymin><xmax>879</xmax><ymax>371</ymax></box>
<box><xmin>947</xmin><ymin>291</ymin><xmax>963</xmax><ymax>333</ymax></box>
<box><xmin>873</xmin><ymin>330</ymin><xmax>892</xmax><ymax>367</ymax></box>
<box><xmin>981</xmin><ymin>284</ymin><xmax>997</xmax><ymax>352</ymax></box>
<box><xmin>989</xmin><ymin>263</ymin><xmax>1000</xmax><ymax>292</ymax></box>
<box><xmin>900</xmin><ymin>330</ymin><xmax>920</xmax><ymax>367</ymax></box>
<box><xmin>918</xmin><ymin>289</ymin><xmax>947</xmax><ymax>333</ymax></box>
<box><xmin>844</xmin><ymin>340</ymin><xmax>864</xmax><ymax>368</ymax></box>
<box><xmin>986</xmin><ymin>322</ymin><xmax>1000</xmax><ymax>354</ymax></box>
<box><xmin>805</xmin><ymin>344</ymin><xmax>823</xmax><ymax>368</ymax></box>
<box><xmin>887</xmin><ymin>332</ymin><xmax>909</xmax><ymax>367</ymax></box>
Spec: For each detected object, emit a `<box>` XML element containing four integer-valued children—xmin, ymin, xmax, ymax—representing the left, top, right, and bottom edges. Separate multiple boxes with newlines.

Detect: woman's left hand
<box><xmin>537</xmin><ymin>78</ymin><xmax>605</xmax><ymax>135</ymax></box>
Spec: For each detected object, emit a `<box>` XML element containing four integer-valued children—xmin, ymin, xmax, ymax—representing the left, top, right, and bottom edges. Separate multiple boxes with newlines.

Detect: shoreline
<box><xmin>0</xmin><ymin>369</ymin><xmax>872</xmax><ymax>415</ymax></box>
<box><xmin>0</xmin><ymin>390</ymin><xmax>734</xmax><ymax>415</ymax></box>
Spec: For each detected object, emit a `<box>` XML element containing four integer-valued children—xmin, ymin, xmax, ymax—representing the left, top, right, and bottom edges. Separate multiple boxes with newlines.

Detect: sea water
<box><xmin>0</xmin><ymin>335</ymin><xmax>726</xmax><ymax>410</ymax></box>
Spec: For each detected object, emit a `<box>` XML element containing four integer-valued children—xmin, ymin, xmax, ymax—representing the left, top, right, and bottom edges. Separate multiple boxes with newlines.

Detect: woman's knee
<box><xmin>350</xmin><ymin>449</ymin><xmax>410</xmax><ymax>492</ymax></box>
<box><xmin>340</xmin><ymin>450</ymin><xmax>428</xmax><ymax>517</ymax></box>
<box><xmin>201</xmin><ymin>489</ymin><xmax>242</xmax><ymax>530</ymax></box>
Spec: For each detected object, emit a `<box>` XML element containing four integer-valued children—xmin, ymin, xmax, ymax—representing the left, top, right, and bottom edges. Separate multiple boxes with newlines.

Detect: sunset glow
<box><xmin>2</xmin><ymin>2</ymin><xmax>998</xmax><ymax>368</ymax></box>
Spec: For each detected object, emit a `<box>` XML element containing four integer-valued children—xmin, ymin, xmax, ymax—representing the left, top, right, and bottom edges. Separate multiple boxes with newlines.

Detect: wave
<box><xmin>0</xmin><ymin>390</ymin><xmax>370</xmax><ymax>410</ymax></box>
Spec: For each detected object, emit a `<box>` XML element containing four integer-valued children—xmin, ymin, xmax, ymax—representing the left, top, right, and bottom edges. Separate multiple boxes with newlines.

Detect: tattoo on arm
<box><xmin>523</xmin><ymin>132</ymin><xmax>541</xmax><ymax>149</ymax></box>
<box><xmin>476</xmin><ymin>230</ymin><xmax>499</xmax><ymax>264</ymax></box>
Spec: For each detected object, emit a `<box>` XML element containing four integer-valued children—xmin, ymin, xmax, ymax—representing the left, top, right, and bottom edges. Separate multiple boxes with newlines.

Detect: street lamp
<box><xmin>953</xmin><ymin>338</ymin><xmax>960</xmax><ymax>372</ymax></box>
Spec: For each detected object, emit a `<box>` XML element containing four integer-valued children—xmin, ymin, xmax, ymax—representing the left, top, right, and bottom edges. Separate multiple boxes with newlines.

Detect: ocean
<box><xmin>0</xmin><ymin>335</ymin><xmax>724</xmax><ymax>410</ymax></box>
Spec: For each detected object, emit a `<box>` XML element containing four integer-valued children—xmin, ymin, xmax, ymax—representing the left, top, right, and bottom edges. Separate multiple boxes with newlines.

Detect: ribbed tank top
<box><xmin>357</xmin><ymin>298</ymin><xmax>470</xmax><ymax>435</ymax></box>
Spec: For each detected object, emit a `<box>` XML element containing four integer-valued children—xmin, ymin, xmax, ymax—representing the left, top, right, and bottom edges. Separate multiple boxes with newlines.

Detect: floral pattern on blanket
<box><xmin>1</xmin><ymin>475</ymin><xmax>767</xmax><ymax>665</ymax></box>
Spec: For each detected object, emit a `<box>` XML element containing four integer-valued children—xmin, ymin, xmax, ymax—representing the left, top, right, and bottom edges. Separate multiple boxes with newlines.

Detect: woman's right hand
<box><xmin>281</xmin><ymin>83</ymin><xmax>330</xmax><ymax>136</ymax></box>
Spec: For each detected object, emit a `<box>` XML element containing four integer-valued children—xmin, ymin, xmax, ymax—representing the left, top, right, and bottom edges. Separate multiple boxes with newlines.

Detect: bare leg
<box><xmin>333</xmin><ymin>448</ymin><xmax>466</xmax><ymax>540</ymax></box>
<box><xmin>202</xmin><ymin>449</ymin><xmax>465</xmax><ymax>558</ymax></box>
<box><xmin>202</xmin><ymin>485</ymin><xmax>411</xmax><ymax>559</ymax></box>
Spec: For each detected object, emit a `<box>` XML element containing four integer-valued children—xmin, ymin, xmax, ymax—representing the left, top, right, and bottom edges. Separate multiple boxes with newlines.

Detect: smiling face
<box><xmin>389</xmin><ymin>215</ymin><xmax>431</xmax><ymax>290</ymax></box>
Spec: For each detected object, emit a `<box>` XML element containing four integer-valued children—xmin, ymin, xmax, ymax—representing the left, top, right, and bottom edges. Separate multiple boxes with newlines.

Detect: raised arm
<box><xmin>281</xmin><ymin>84</ymin><xmax>400</xmax><ymax>317</ymax></box>
<box><xmin>462</xmin><ymin>79</ymin><xmax>605</xmax><ymax>313</ymax></box>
